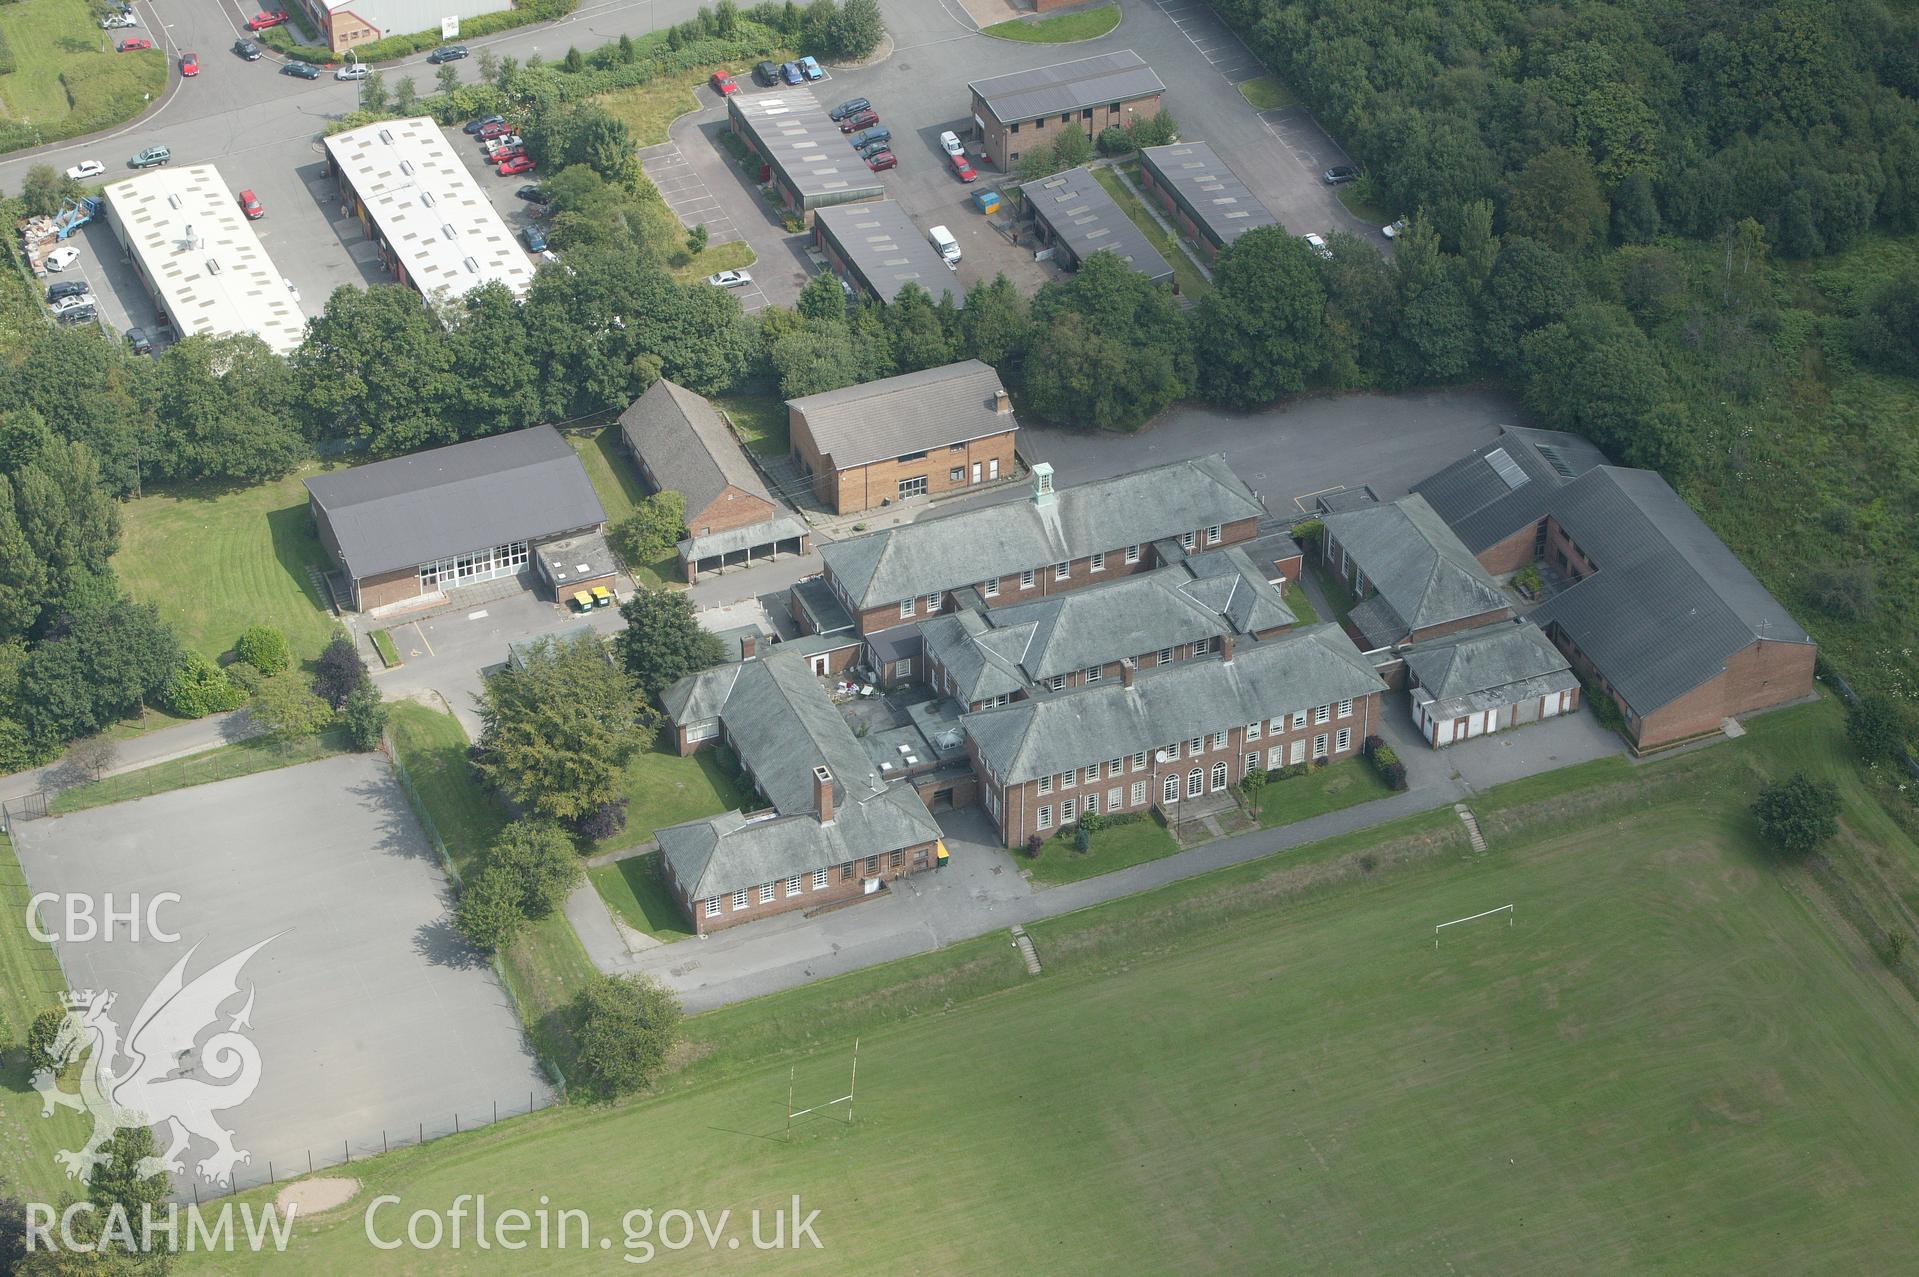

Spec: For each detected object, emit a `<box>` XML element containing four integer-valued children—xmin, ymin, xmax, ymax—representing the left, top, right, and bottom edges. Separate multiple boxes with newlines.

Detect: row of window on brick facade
<box><xmin>1031</xmin><ymin>700</ymin><xmax>1356</xmax><ymax>796</ymax></box>
<box><xmin>1007</xmin><ymin>103</ymin><xmax>1130</xmax><ymax>137</ymax></box>
<box><xmin>1033</xmin><ymin>729</ymin><xmax>1355</xmax><ymax>831</ymax></box>
<box><xmin>896</xmin><ymin>527</ymin><xmax>1224</xmax><ymax>620</ymax></box>
<box><xmin>701</xmin><ymin>850</ymin><xmax>908</xmax><ymax>917</ymax></box>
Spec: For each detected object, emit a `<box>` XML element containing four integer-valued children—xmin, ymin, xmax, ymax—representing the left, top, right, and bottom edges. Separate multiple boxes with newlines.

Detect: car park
<box><xmin>839</xmin><ymin>109</ymin><xmax>879</xmax><ymax>134</ymax></box>
<box><xmin>233</xmin><ymin>39</ymin><xmax>261</xmax><ymax>60</ymax></box>
<box><xmin>799</xmin><ymin>56</ymin><xmax>822</xmax><ymax>81</ymax></box>
<box><xmin>1322</xmin><ymin>164</ymin><xmax>1359</xmax><ymax>185</ymax></box>
<box><xmin>516</xmin><ymin>184</ymin><xmax>552</xmax><ymax>204</ymax></box>
<box><xmin>282</xmin><ymin>60</ymin><xmax>319</xmax><ymax>79</ymax></box>
<box><xmin>46</xmin><ymin>279</ymin><xmax>90</xmax><ymax>303</ymax></box>
<box><xmin>478</xmin><ymin>120</ymin><xmax>514</xmax><ymax>139</ymax></box>
<box><xmin>65</xmin><ymin>160</ymin><xmax>105</xmax><ymax>181</ymax></box>
<box><xmin>336</xmin><ymin>62</ymin><xmax>369</xmax><ymax>80</ymax></box>
<box><xmin>428</xmin><ymin>45</ymin><xmax>468</xmax><ymax>63</ymax></box>
<box><xmin>497</xmin><ymin>155</ymin><xmax>535</xmax><ymax>176</ymax></box>
<box><xmin>125</xmin><ymin>327</ymin><xmax>153</xmax><ymax>355</ymax></box>
<box><xmin>711</xmin><ymin>70</ymin><xmax>738</xmax><ymax>95</ymax></box>
<box><xmin>829</xmin><ymin>97</ymin><xmax>870</xmax><ymax>121</ymax></box>
<box><xmin>753</xmin><ymin>60</ymin><xmax>779</xmax><ymax>86</ymax></box>
<box><xmin>780</xmin><ymin>61</ymin><xmax>803</xmax><ymax>85</ymax></box>
<box><xmin>181</xmin><ymin>52</ymin><xmax>199</xmax><ymax>76</ymax></box>
<box><xmin>707</xmin><ymin>270</ymin><xmax>753</xmax><ymax>288</ymax></box>
<box><xmin>129</xmin><ymin>146</ymin><xmax>170</xmax><ymax>168</ymax></box>
<box><xmin>1303</xmin><ymin>232</ymin><xmax>1333</xmax><ymax>259</ymax></box>
<box><xmin>238</xmin><ymin>189</ymin><xmax>265</xmax><ymax>219</ymax></box>
<box><xmin>521</xmin><ymin>225</ymin><xmax>548</xmax><ymax>253</ymax></box>
<box><xmin>465</xmin><ymin>115</ymin><xmax>505</xmax><ymax>134</ymax></box>
<box><xmin>246</xmin><ymin>10</ymin><xmax>288</xmax><ymax>29</ymax></box>
<box><xmin>950</xmin><ymin>152</ymin><xmax>977</xmax><ymax>183</ymax></box>
<box><xmin>117</xmin><ymin>37</ymin><xmax>153</xmax><ymax>51</ymax></box>
<box><xmin>45</xmin><ymin>246</ymin><xmax>81</xmax><ymax>272</ymax></box>
<box><xmin>849</xmin><ymin>126</ymin><xmax>890</xmax><ymax>152</ymax></box>
<box><xmin>866</xmin><ymin>149</ymin><xmax>897</xmax><ymax>172</ymax></box>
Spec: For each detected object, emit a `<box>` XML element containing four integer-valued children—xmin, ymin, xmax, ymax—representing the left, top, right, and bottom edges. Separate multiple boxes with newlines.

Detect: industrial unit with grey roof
<box><xmin>788</xmin><ymin>360</ymin><xmax>1013</xmax><ymax>470</ymax></box>
<box><xmin>968</xmin><ymin>50</ymin><xmax>1166</xmax><ymax>126</ymax></box>
<box><xmin>820</xmin><ymin>454</ymin><xmax>1265</xmax><ymax>610</ymax></box>
<box><xmin>305</xmin><ymin>425</ymin><xmax>604</xmax><ymax>581</ymax></box>
<box><xmin>1319</xmin><ymin>494</ymin><xmax>1511</xmax><ymax>649</ymax></box>
<box><xmin>814</xmin><ymin>202</ymin><xmax>964</xmax><ymax>306</ymax></box>
<box><xmin>727</xmin><ymin>89</ymin><xmax>885</xmax><ymax>209</ymax></box>
<box><xmin>1139</xmin><ymin>141</ymin><xmax>1280</xmax><ymax>251</ymax></box>
<box><xmin>1020</xmin><ymin>166</ymin><xmax>1173</xmax><ymax>285</ymax></box>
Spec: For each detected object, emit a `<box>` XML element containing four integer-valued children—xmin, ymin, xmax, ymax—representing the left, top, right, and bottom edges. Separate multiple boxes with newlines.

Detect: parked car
<box><xmin>46</xmin><ymin>279</ymin><xmax>90</xmax><ymax>303</ymax></box>
<box><xmin>483</xmin><ymin>136</ymin><xmax>524</xmax><ymax>156</ymax></box>
<box><xmin>181</xmin><ymin>52</ymin><xmax>199</xmax><ymax>76</ymax></box>
<box><xmin>117</xmin><ymin>37</ymin><xmax>153</xmax><ymax>51</ymax></box>
<box><xmin>939</xmin><ymin>130</ymin><xmax>964</xmax><ymax>157</ymax></box>
<box><xmin>1382</xmin><ymin>218</ymin><xmax>1407</xmax><ymax>239</ymax></box>
<box><xmin>829</xmin><ymin>97</ymin><xmax>870</xmax><ymax>121</ymax></box>
<box><xmin>478</xmin><ymin>119</ymin><xmax>514</xmax><ymax>139</ymax></box>
<box><xmin>707</xmin><ymin>270</ymin><xmax>753</xmax><ymax>289</ymax></box>
<box><xmin>50</xmin><ymin>293</ymin><xmax>96</xmax><ymax>315</ymax></box>
<box><xmin>929</xmin><ymin>225</ymin><xmax>960</xmax><ymax>264</ymax></box>
<box><xmin>45</xmin><ymin>246</ymin><xmax>81</xmax><ymax>272</ymax></box>
<box><xmin>516</xmin><ymin>184</ymin><xmax>552</xmax><ymax>204</ymax></box>
<box><xmin>866</xmin><ymin>149</ymin><xmax>897</xmax><ymax>172</ymax></box>
<box><xmin>65</xmin><ymin>160</ymin><xmax>105</xmax><ymax>181</ymax></box>
<box><xmin>233</xmin><ymin>39</ymin><xmax>262</xmax><ymax>60</ymax></box>
<box><xmin>799</xmin><ymin>56</ymin><xmax>822</xmax><ymax>81</ymax></box>
<box><xmin>710</xmin><ymin>70</ymin><xmax>738</xmax><ymax>96</ymax></box>
<box><xmin>428</xmin><ymin>44</ymin><xmax>468</xmax><ymax>63</ymax></box>
<box><xmin>125</xmin><ymin>327</ymin><xmax>153</xmax><ymax>356</ymax></box>
<box><xmin>237</xmin><ymin>189</ymin><xmax>265</xmax><ymax>219</ymax></box>
<box><xmin>129</xmin><ymin>145</ymin><xmax>171</xmax><ymax>168</ymax></box>
<box><xmin>465</xmin><ymin>114</ymin><xmax>505</xmax><ymax>134</ymax></box>
<box><xmin>839</xmin><ymin>109</ymin><xmax>879</xmax><ymax>134</ymax></box>
<box><xmin>753</xmin><ymin>60</ymin><xmax>779</xmax><ymax>86</ymax></box>
<box><xmin>489</xmin><ymin>145</ymin><xmax>527</xmax><ymax>164</ymax></box>
<box><xmin>335</xmin><ymin>62</ymin><xmax>369</xmax><ymax>80</ymax></box>
<box><xmin>780</xmin><ymin>61</ymin><xmax>803</xmax><ymax>85</ymax></box>
<box><xmin>521</xmin><ymin>225</ymin><xmax>548</xmax><ymax>253</ymax></box>
<box><xmin>282</xmin><ymin>60</ymin><xmax>319</xmax><ymax>78</ymax></box>
<box><xmin>949</xmin><ymin>151</ymin><xmax>977</xmax><ymax>183</ymax></box>
<box><xmin>849</xmin><ymin>126</ymin><xmax>890</xmax><ymax>152</ymax></box>
<box><xmin>497</xmin><ymin>154</ymin><xmax>535</xmax><ymax>176</ymax></box>
<box><xmin>1322</xmin><ymin>164</ymin><xmax>1359</xmax><ymax>185</ymax></box>
<box><xmin>246</xmin><ymin>9</ymin><xmax>288</xmax><ymax>30</ymax></box>
<box><xmin>55</xmin><ymin>304</ymin><xmax>97</xmax><ymax>325</ymax></box>
<box><xmin>99</xmin><ymin>13</ymin><xmax>137</xmax><ymax>28</ymax></box>
<box><xmin>1302</xmin><ymin>232</ymin><xmax>1332</xmax><ymax>260</ymax></box>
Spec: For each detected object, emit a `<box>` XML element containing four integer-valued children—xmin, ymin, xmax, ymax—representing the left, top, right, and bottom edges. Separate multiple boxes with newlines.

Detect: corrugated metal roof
<box><xmin>1020</xmin><ymin>166</ymin><xmax>1173</xmax><ymax>284</ymax></box>
<box><xmin>789</xmin><ymin>360</ymin><xmax>1012</xmax><ymax>468</ymax></box>
<box><xmin>729</xmin><ymin>89</ymin><xmax>887</xmax><ymax>204</ymax></box>
<box><xmin>814</xmin><ymin>201</ymin><xmax>963</xmax><ymax>306</ymax></box>
<box><xmin>969</xmin><ymin>50</ymin><xmax>1165</xmax><ymax>125</ymax></box>
<box><xmin>1411</xmin><ymin>425</ymin><xmax>1608</xmax><ymax>551</ymax></box>
<box><xmin>1139</xmin><ymin>141</ymin><xmax>1278</xmax><ymax>247</ymax></box>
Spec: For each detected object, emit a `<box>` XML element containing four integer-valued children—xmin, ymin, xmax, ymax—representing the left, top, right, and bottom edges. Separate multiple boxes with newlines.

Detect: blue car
<box><xmin>780</xmin><ymin>60</ymin><xmax>802</xmax><ymax>85</ymax></box>
<box><xmin>799</xmin><ymin>55</ymin><xmax>822</xmax><ymax>81</ymax></box>
<box><xmin>522</xmin><ymin>225</ymin><xmax>548</xmax><ymax>253</ymax></box>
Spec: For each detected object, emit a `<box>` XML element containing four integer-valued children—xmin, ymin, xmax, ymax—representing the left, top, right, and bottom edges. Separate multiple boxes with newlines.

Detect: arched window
<box><xmin>1210</xmin><ymin>761</ymin><xmax>1227</xmax><ymax>792</ymax></box>
<box><xmin>1163</xmin><ymin>774</ymin><xmax>1179</xmax><ymax>804</ymax></box>
<box><xmin>1187</xmin><ymin>768</ymin><xmax>1203</xmax><ymax>798</ymax></box>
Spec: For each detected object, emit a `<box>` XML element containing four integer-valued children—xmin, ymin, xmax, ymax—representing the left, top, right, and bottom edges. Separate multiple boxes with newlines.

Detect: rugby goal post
<box><xmin>784</xmin><ymin>1037</ymin><xmax>860</xmax><ymax>1138</ymax></box>
<box><xmin>1434</xmin><ymin>904</ymin><xmax>1513</xmax><ymax>949</ymax></box>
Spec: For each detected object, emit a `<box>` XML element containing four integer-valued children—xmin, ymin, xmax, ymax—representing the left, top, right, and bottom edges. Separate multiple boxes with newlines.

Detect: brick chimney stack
<box><xmin>1220</xmin><ymin>633</ymin><xmax>1236</xmax><ymax>663</ymax></box>
<box><xmin>993</xmin><ymin>388</ymin><xmax>1013</xmax><ymax>415</ymax></box>
<box><xmin>740</xmin><ymin>634</ymin><xmax>757</xmax><ymax>660</ymax></box>
<box><xmin>814</xmin><ymin>766</ymin><xmax>835</xmax><ymax>822</ymax></box>
<box><xmin>1121</xmin><ymin>658</ymin><xmax>1136</xmax><ymax>689</ymax></box>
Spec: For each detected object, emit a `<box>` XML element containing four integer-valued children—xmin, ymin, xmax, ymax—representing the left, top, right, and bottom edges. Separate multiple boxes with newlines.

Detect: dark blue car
<box><xmin>522</xmin><ymin>225</ymin><xmax>548</xmax><ymax>253</ymax></box>
<box><xmin>780</xmin><ymin>60</ymin><xmax>803</xmax><ymax>85</ymax></box>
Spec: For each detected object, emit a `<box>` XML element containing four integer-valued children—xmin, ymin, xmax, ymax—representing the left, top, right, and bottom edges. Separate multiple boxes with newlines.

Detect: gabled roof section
<box><xmin>820</xmin><ymin>454</ymin><xmax>1264</xmax><ymax>609</ymax></box>
<box><xmin>304</xmin><ymin>425</ymin><xmax>604</xmax><ymax>578</ymax></box>
<box><xmin>1320</xmin><ymin>494</ymin><xmax>1509</xmax><ymax>643</ymax></box>
<box><xmin>1530</xmin><ymin>468</ymin><xmax>1812</xmax><ymax>715</ymax></box>
<box><xmin>1403</xmin><ymin>621</ymin><xmax>1572</xmax><ymax>699</ymax></box>
<box><xmin>789</xmin><ymin>360</ymin><xmax>1014</xmax><ymax>470</ymax></box>
<box><xmin>619</xmin><ymin>379</ymin><xmax>770</xmax><ymax>518</ymax></box>
<box><xmin>1411</xmin><ymin>425</ymin><xmax>1609</xmax><ymax>552</ymax></box>
<box><xmin>720</xmin><ymin>655</ymin><xmax>883</xmax><ymax>816</ymax></box>
<box><xmin>969</xmin><ymin>50</ymin><xmax>1165</xmax><ymax>126</ymax></box>
<box><xmin>659</xmin><ymin>784</ymin><xmax>941</xmax><ymax>902</ymax></box>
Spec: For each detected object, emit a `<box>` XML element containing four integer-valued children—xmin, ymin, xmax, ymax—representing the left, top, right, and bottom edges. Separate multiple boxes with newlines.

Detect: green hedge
<box><xmin>259</xmin><ymin>0</ymin><xmax>580</xmax><ymax>64</ymax></box>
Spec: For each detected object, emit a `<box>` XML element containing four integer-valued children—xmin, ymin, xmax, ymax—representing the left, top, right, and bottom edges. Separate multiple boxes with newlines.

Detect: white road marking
<box><xmin>467</xmin><ymin>610</ymin><xmax>489</xmax><ymax>620</ymax></box>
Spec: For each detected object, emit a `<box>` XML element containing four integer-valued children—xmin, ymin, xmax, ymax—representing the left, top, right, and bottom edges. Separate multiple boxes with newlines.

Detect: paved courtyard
<box><xmin>10</xmin><ymin>754</ymin><xmax>550</xmax><ymax>1192</ymax></box>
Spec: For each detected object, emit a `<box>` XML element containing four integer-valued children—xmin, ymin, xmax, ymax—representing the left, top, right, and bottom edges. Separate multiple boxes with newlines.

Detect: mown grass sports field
<box><xmin>179</xmin><ymin>701</ymin><xmax>1919</xmax><ymax>1274</ymax></box>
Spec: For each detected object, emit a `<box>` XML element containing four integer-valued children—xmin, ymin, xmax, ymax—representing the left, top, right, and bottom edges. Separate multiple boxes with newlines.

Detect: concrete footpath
<box><xmin>0</xmin><ymin>711</ymin><xmax>261</xmax><ymax>808</ymax></box>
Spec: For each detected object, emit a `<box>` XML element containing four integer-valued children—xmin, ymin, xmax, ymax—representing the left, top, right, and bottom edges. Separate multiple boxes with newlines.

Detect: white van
<box><xmin>928</xmin><ymin>225</ymin><xmax>960</xmax><ymax>266</ymax></box>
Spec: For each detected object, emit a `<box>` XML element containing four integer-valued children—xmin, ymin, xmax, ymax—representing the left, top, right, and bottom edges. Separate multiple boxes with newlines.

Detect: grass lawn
<box><xmin>588</xmin><ymin>852</ymin><xmax>696</xmax><ymax>942</ymax></box>
<box><xmin>49</xmin><ymin>729</ymin><xmax>350</xmax><ymax>815</ymax></box>
<box><xmin>0</xmin><ymin>0</ymin><xmax>167</xmax><ymax>152</ymax></box>
<box><xmin>595</xmin><ymin>743</ymin><xmax>752</xmax><ymax>852</ymax></box>
<box><xmin>1023</xmin><ymin>813</ymin><xmax>1179</xmax><ymax>884</ymax></box>
<box><xmin>566</xmin><ymin>429</ymin><xmax>678</xmax><ymax>589</ymax></box>
<box><xmin>181</xmin><ymin>700</ymin><xmax>1919</xmax><ymax>1274</ymax></box>
<box><xmin>113</xmin><ymin>468</ymin><xmax>340</xmax><ymax>664</ymax></box>
<box><xmin>1283</xmin><ymin>579</ymin><xmax>1318</xmax><ymax>624</ymax></box>
<box><xmin>0</xmin><ymin>832</ymin><xmax>90</xmax><ymax>1203</ymax></box>
<box><xmin>1335</xmin><ymin>180</ymin><xmax>1393</xmax><ymax>227</ymax></box>
<box><xmin>983</xmin><ymin>2</ymin><xmax>1121</xmax><ymax>42</ymax></box>
<box><xmin>714</xmin><ymin>391</ymin><xmax>789</xmax><ymax>457</ymax></box>
<box><xmin>1093</xmin><ymin>165</ymin><xmax>1213</xmax><ymax>300</ymax></box>
<box><xmin>1236</xmin><ymin>75</ymin><xmax>1296</xmax><ymax>110</ymax></box>
<box><xmin>1305</xmin><ymin>558</ymin><xmax>1359</xmax><ymax>630</ymax></box>
<box><xmin>669</xmin><ymin>237</ymin><xmax>754</xmax><ymax>285</ymax></box>
<box><xmin>1253</xmin><ymin>757</ymin><xmax>1395</xmax><ymax>828</ymax></box>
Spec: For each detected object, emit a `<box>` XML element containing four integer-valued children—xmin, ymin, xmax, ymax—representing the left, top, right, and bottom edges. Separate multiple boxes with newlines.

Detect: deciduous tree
<box><xmin>570</xmin><ymin>974</ymin><xmax>682</xmax><ymax>1098</ymax></box>
<box><xmin>615</xmin><ymin>587</ymin><xmax>726</xmax><ymax>700</ymax></box>
<box><xmin>1192</xmin><ymin>228</ymin><xmax>1324</xmax><ymax>408</ymax></box>
<box><xmin>476</xmin><ymin>633</ymin><xmax>655</xmax><ymax>821</ymax></box>
<box><xmin>1752</xmin><ymin>772</ymin><xmax>1841</xmax><ymax>858</ymax></box>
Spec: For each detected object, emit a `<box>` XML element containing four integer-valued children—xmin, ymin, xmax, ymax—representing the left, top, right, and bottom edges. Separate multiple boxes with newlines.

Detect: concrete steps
<box><xmin>1010</xmin><ymin>925</ymin><xmax>1042</xmax><ymax>975</ymax></box>
<box><xmin>1454</xmin><ymin>804</ymin><xmax>1487</xmax><ymax>853</ymax></box>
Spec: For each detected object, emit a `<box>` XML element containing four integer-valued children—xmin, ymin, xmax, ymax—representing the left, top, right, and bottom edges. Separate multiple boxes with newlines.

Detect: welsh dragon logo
<box><xmin>34</xmin><ymin>937</ymin><xmax>276</xmax><ymax>1187</ymax></box>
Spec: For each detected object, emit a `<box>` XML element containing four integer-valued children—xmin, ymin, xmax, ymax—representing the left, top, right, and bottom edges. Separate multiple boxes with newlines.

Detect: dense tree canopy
<box><xmin>1192</xmin><ymin>229</ymin><xmax>1325</xmax><ymax>408</ymax></box>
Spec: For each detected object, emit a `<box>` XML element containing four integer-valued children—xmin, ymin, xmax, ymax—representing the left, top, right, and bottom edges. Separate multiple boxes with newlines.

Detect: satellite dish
<box><xmin>1153</xmin><ymin>751</ymin><xmax>1169</xmax><ymax>764</ymax></box>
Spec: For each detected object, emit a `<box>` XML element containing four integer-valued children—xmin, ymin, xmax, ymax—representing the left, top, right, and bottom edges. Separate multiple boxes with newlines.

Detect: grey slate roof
<box><xmin>1410</xmin><ymin>425</ymin><xmax>1610</xmax><ymax>553</ymax></box>
<box><xmin>1139</xmin><ymin>142</ymin><xmax>1278</xmax><ymax>248</ymax></box>
<box><xmin>1529</xmin><ymin>468</ymin><xmax>1812</xmax><ymax>716</ymax></box>
<box><xmin>1404</xmin><ymin>620</ymin><xmax>1576</xmax><ymax>719</ymax></box>
<box><xmin>1020</xmin><ymin>167</ymin><xmax>1173</xmax><ymax>285</ymax></box>
<box><xmin>727</xmin><ymin>89</ymin><xmax>886</xmax><ymax>205</ymax></box>
<box><xmin>678</xmin><ymin>514</ymin><xmax>810</xmax><ymax>562</ymax></box>
<box><xmin>969</xmin><ymin>50</ymin><xmax>1165</xmax><ymax>126</ymax></box>
<box><xmin>619</xmin><ymin>379</ymin><xmax>771</xmax><ymax>520</ymax></box>
<box><xmin>815</xmin><ymin>202</ymin><xmax>964</xmax><ymax>306</ymax></box>
<box><xmin>788</xmin><ymin>360</ymin><xmax>1014</xmax><ymax>469</ymax></box>
<box><xmin>658</xmin><ymin>785</ymin><xmax>940</xmax><ymax>902</ymax></box>
<box><xmin>1321</xmin><ymin>494</ymin><xmax>1509</xmax><ymax>646</ymax></box>
<box><xmin>820</xmin><ymin>454</ymin><xmax>1264</xmax><ymax>609</ymax></box>
<box><xmin>962</xmin><ymin>624</ymin><xmax>1384</xmax><ymax>784</ymax></box>
<box><xmin>305</xmin><ymin>425</ymin><xmax>604</xmax><ymax>579</ymax></box>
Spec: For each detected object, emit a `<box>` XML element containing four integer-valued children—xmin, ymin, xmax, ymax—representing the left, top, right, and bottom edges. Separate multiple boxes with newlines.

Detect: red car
<box><xmin>950</xmin><ymin>151</ymin><xmax>977</xmax><ymax>183</ymax></box>
<box><xmin>246</xmin><ymin>10</ymin><xmax>288</xmax><ymax>30</ymax></box>
<box><xmin>866</xmin><ymin>150</ymin><xmax>897</xmax><ymax>171</ymax></box>
<box><xmin>181</xmin><ymin>51</ymin><xmax>200</xmax><ymax>76</ymax></box>
<box><xmin>490</xmin><ymin>145</ymin><xmax>526</xmax><ymax>163</ymax></box>
<box><xmin>117</xmin><ymin>37</ymin><xmax>153</xmax><ymax>51</ymax></box>
<box><xmin>497</xmin><ymin>155</ymin><xmax>536</xmax><ymax>176</ymax></box>
<box><xmin>478</xmin><ymin>120</ymin><xmax>514</xmax><ymax>140</ymax></box>
<box><xmin>710</xmin><ymin>70</ymin><xmax>738</xmax><ymax>96</ymax></box>
<box><xmin>237</xmin><ymin>189</ymin><xmax>264</xmax><ymax>219</ymax></box>
<box><xmin>839</xmin><ymin>110</ymin><xmax>879</xmax><ymax>134</ymax></box>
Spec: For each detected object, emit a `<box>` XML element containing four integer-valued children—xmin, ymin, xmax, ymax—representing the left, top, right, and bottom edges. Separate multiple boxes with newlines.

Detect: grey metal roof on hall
<box><xmin>304</xmin><ymin>425</ymin><xmax>604</xmax><ymax>579</ymax></box>
<box><xmin>820</xmin><ymin>454</ymin><xmax>1265</xmax><ymax>609</ymax></box>
<box><xmin>1320</xmin><ymin>494</ymin><xmax>1509</xmax><ymax>642</ymax></box>
<box><xmin>619</xmin><ymin>379</ymin><xmax>772</xmax><ymax>520</ymax></box>
<box><xmin>1139</xmin><ymin>142</ymin><xmax>1278</xmax><ymax>247</ymax></box>
<box><xmin>727</xmin><ymin>89</ymin><xmax>886</xmax><ymax>203</ymax></box>
<box><xmin>1410</xmin><ymin>425</ymin><xmax>1611</xmax><ymax>552</ymax></box>
<box><xmin>962</xmin><ymin>624</ymin><xmax>1385</xmax><ymax>784</ymax></box>
<box><xmin>815</xmin><ymin>202</ymin><xmax>963</xmax><ymax>306</ymax></box>
<box><xmin>788</xmin><ymin>360</ymin><xmax>1013</xmax><ymax>469</ymax></box>
<box><xmin>970</xmin><ymin>50</ymin><xmax>1165</xmax><ymax>125</ymax></box>
<box><xmin>1529</xmin><ymin>468</ymin><xmax>1812</xmax><ymax>716</ymax></box>
<box><xmin>1019</xmin><ymin>167</ymin><xmax>1172</xmax><ymax>285</ymax></box>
